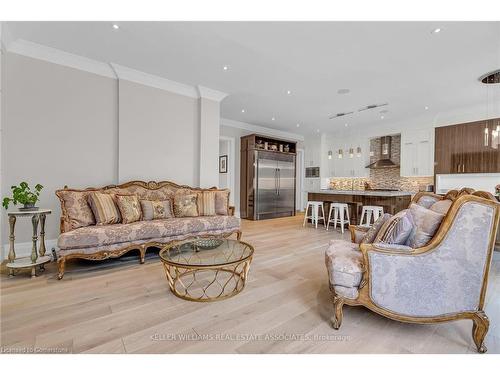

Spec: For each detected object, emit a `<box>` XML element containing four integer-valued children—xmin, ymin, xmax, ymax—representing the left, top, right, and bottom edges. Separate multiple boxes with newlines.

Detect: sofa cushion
<box><xmin>378</xmin><ymin>209</ymin><xmax>414</xmax><ymax>245</ymax></box>
<box><xmin>56</xmin><ymin>190</ymin><xmax>96</xmax><ymax>231</ymax></box>
<box><xmin>174</xmin><ymin>193</ymin><xmax>199</xmax><ymax>217</ymax></box>
<box><xmin>88</xmin><ymin>192</ymin><xmax>121</xmax><ymax>225</ymax></box>
<box><xmin>197</xmin><ymin>191</ymin><xmax>216</xmax><ymax>216</ymax></box>
<box><xmin>116</xmin><ymin>194</ymin><xmax>142</xmax><ymax>224</ymax></box>
<box><xmin>57</xmin><ymin>215</ymin><xmax>240</xmax><ymax>250</ymax></box>
<box><xmin>141</xmin><ymin>199</ymin><xmax>173</xmax><ymax>220</ymax></box>
<box><xmin>429</xmin><ymin>199</ymin><xmax>453</xmax><ymax>215</ymax></box>
<box><xmin>325</xmin><ymin>240</ymin><xmax>363</xmax><ymax>289</ymax></box>
<box><xmin>361</xmin><ymin>213</ymin><xmax>392</xmax><ymax>244</ymax></box>
<box><xmin>406</xmin><ymin>203</ymin><xmax>444</xmax><ymax>248</ymax></box>
<box><xmin>215</xmin><ymin>190</ymin><xmax>230</xmax><ymax>215</ymax></box>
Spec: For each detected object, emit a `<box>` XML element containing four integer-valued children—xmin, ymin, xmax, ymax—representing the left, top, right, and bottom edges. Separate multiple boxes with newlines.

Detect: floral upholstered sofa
<box><xmin>55</xmin><ymin>180</ymin><xmax>241</xmax><ymax>279</ymax></box>
<box><xmin>325</xmin><ymin>188</ymin><xmax>500</xmax><ymax>353</ymax></box>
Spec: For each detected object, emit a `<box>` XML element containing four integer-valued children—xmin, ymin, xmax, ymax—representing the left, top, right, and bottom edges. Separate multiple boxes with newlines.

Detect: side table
<box><xmin>6</xmin><ymin>209</ymin><xmax>52</xmax><ymax>278</ymax></box>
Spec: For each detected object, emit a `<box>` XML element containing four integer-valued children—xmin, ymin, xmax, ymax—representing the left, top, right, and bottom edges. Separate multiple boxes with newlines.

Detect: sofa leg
<box><xmin>57</xmin><ymin>257</ymin><xmax>66</xmax><ymax>280</ymax></box>
<box><xmin>236</xmin><ymin>231</ymin><xmax>242</xmax><ymax>241</ymax></box>
<box><xmin>139</xmin><ymin>246</ymin><xmax>146</xmax><ymax>264</ymax></box>
<box><xmin>331</xmin><ymin>295</ymin><xmax>344</xmax><ymax>330</ymax></box>
<box><xmin>472</xmin><ymin>311</ymin><xmax>489</xmax><ymax>353</ymax></box>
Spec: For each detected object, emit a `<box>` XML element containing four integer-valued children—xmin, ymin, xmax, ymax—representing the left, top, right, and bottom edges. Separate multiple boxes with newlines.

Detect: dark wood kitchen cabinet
<box><xmin>435</xmin><ymin>118</ymin><xmax>500</xmax><ymax>174</ymax></box>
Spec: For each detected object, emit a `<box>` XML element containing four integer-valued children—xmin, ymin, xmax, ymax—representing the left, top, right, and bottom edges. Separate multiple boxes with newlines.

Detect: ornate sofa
<box><xmin>325</xmin><ymin>189</ymin><xmax>499</xmax><ymax>353</ymax></box>
<box><xmin>55</xmin><ymin>180</ymin><xmax>241</xmax><ymax>280</ymax></box>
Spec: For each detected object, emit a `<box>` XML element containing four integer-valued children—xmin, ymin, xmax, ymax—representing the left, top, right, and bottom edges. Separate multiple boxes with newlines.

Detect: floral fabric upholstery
<box><xmin>58</xmin><ymin>215</ymin><xmax>240</xmax><ymax>250</ymax></box>
<box><xmin>56</xmin><ymin>190</ymin><xmax>96</xmax><ymax>231</ymax></box>
<box><xmin>429</xmin><ymin>199</ymin><xmax>453</xmax><ymax>215</ymax></box>
<box><xmin>368</xmin><ymin>201</ymin><xmax>495</xmax><ymax>317</ymax></box>
<box><xmin>115</xmin><ymin>194</ymin><xmax>142</xmax><ymax>224</ymax></box>
<box><xmin>325</xmin><ymin>239</ymin><xmax>364</xmax><ymax>300</ymax></box>
<box><xmin>406</xmin><ymin>203</ymin><xmax>444</xmax><ymax>248</ymax></box>
<box><xmin>361</xmin><ymin>213</ymin><xmax>392</xmax><ymax>244</ymax></box>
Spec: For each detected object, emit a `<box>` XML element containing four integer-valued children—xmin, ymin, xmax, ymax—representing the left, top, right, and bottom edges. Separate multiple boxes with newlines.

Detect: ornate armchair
<box><xmin>326</xmin><ymin>190</ymin><xmax>499</xmax><ymax>353</ymax></box>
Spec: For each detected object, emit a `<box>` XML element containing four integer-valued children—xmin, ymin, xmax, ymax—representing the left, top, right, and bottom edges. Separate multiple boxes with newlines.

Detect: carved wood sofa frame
<box><xmin>333</xmin><ymin>189</ymin><xmax>499</xmax><ymax>353</ymax></box>
<box><xmin>56</xmin><ymin>180</ymin><xmax>241</xmax><ymax>280</ymax></box>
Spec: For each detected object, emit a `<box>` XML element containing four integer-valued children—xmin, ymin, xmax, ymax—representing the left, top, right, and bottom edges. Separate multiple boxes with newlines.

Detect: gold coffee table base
<box><xmin>159</xmin><ymin>238</ymin><xmax>254</xmax><ymax>302</ymax></box>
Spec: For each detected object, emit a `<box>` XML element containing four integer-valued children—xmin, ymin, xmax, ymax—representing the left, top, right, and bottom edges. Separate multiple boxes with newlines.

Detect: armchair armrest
<box><xmin>228</xmin><ymin>206</ymin><xmax>236</xmax><ymax>216</ymax></box>
<box><xmin>349</xmin><ymin>225</ymin><xmax>369</xmax><ymax>244</ymax></box>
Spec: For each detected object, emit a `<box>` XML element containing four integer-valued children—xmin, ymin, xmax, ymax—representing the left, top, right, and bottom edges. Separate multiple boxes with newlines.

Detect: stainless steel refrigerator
<box><xmin>254</xmin><ymin>151</ymin><xmax>296</xmax><ymax>220</ymax></box>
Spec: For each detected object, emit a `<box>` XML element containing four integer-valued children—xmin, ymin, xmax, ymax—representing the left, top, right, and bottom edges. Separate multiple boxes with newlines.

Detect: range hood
<box><xmin>365</xmin><ymin>136</ymin><xmax>399</xmax><ymax>169</ymax></box>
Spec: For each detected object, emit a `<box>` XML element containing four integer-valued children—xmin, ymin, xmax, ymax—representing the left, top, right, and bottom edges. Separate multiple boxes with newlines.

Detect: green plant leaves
<box><xmin>2</xmin><ymin>182</ymin><xmax>44</xmax><ymax>209</ymax></box>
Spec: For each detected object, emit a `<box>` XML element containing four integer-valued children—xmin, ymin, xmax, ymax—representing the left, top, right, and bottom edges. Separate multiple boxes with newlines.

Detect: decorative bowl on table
<box><xmin>194</xmin><ymin>238</ymin><xmax>224</xmax><ymax>250</ymax></box>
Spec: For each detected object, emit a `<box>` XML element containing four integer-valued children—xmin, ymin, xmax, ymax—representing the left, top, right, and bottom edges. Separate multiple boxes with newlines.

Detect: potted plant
<box><xmin>2</xmin><ymin>182</ymin><xmax>44</xmax><ymax>211</ymax></box>
<box><xmin>496</xmin><ymin>184</ymin><xmax>500</xmax><ymax>199</ymax></box>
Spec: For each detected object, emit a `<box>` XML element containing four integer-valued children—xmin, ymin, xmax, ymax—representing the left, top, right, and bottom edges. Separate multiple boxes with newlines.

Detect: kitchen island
<box><xmin>307</xmin><ymin>189</ymin><xmax>413</xmax><ymax>225</ymax></box>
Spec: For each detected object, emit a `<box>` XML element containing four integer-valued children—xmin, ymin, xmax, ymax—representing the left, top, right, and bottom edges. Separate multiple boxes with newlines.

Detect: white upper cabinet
<box><xmin>329</xmin><ymin>137</ymin><xmax>370</xmax><ymax>178</ymax></box>
<box><xmin>400</xmin><ymin>129</ymin><xmax>434</xmax><ymax>177</ymax></box>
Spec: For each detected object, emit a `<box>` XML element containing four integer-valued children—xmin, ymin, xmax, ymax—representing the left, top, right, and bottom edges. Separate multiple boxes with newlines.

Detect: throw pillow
<box><xmin>56</xmin><ymin>190</ymin><xmax>96</xmax><ymax>230</ymax></box>
<box><xmin>174</xmin><ymin>194</ymin><xmax>199</xmax><ymax>217</ymax></box>
<box><xmin>88</xmin><ymin>192</ymin><xmax>121</xmax><ymax>225</ymax></box>
<box><xmin>378</xmin><ymin>209</ymin><xmax>414</xmax><ymax>245</ymax></box>
<box><xmin>406</xmin><ymin>203</ymin><xmax>445</xmax><ymax>248</ymax></box>
<box><xmin>115</xmin><ymin>195</ymin><xmax>142</xmax><ymax>224</ymax></box>
<box><xmin>361</xmin><ymin>213</ymin><xmax>392</xmax><ymax>244</ymax></box>
<box><xmin>429</xmin><ymin>199</ymin><xmax>453</xmax><ymax>215</ymax></box>
<box><xmin>140</xmin><ymin>199</ymin><xmax>173</xmax><ymax>220</ymax></box>
<box><xmin>197</xmin><ymin>191</ymin><xmax>217</xmax><ymax>216</ymax></box>
<box><xmin>214</xmin><ymin>189</ymin><xmax>230</xmax><ymax>215</ymax></box>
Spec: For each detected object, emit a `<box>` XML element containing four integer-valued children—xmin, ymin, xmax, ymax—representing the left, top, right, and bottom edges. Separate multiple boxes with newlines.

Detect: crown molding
<box><xmin>111</xmin><ymin>63</ymin><xmax>198</xmax><ymax>98</ymax></box>
<box><xmin>6</xmin><ymin>39</ymin><xmax>116</xmax><ymax>79</ymax></box>
<box><xmin>221</xmin><ymin>118</ymin><xmax>304</xmax><ymax>141</ymax></box>
<box><xmin>197</xmin><ymin>85</ymin><xmax>227</xmax><ymax>102</ymax></box>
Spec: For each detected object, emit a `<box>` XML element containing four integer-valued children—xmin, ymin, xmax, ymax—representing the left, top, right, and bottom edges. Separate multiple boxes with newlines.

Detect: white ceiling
<box><xmin>5</xmin><ymin>21</ymin><xmax>500</xmax><ymax>135</ymax></box>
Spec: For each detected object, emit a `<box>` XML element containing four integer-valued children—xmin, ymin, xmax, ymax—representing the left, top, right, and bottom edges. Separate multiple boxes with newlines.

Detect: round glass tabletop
<box><xmin>159</xmin><ymin>238</ymin><xmax>254</xmax><ymax>267</ymax></box>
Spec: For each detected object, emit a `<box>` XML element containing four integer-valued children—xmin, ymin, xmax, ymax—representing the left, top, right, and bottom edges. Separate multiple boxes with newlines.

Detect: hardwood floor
<box><xmin>1</xmin><ymin>214</ymin><xmax>499</xmax><ymax>354</ymax></box>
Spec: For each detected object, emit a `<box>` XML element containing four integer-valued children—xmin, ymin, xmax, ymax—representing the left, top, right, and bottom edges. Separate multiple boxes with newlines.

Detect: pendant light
<box><xmin>349</xmin><ymin>148</ymin><xmax>354</xmax><ymax>158</ymax></box>
<box><xmin>356</xmin><ymin>146</ymin><xmax>362</xmax><ymax>157</ymax></box>
<box><xmin>338</xmin><ymin>149</ymin><xmax>343</xmax><ymax>159</ymax></box>
<box><xmin>328</xmin><ymin>150</ymin><xmax>333</xmax><ymax>159</ymax></box>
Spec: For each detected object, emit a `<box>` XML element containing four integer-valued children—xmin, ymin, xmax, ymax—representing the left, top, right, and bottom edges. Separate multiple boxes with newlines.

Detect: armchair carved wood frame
<box><xmin>332</xmin><ymin>192</ymin><xmax>500</xmax><ymax>353</ymax></box>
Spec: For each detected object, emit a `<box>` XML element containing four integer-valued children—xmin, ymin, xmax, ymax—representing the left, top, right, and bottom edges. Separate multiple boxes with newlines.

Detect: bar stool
<box><xmin>327</xmin><ymin>203</ymin><xmax>350</xmax><ymax>233</ymax></box>
<box><xmin>359</xmin><ymin>205</ymin><xmax>384</xmax><ymax>227</ymax></box>
<box><xmin>303</xmin><ymin>201</ymin><xmax>326</xmax><ymax>228</ymax></box>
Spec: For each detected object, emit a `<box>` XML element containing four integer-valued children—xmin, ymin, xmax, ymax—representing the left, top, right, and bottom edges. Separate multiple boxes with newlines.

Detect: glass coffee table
<box><xmin>159</xmin><ymin>238</ymin><xmax>254</xmax><ymax>302</ymax></box>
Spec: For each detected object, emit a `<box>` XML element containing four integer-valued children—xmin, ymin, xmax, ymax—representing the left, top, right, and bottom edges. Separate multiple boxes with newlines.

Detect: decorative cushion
<box><xmin>115</xmin><ymin>195</ymin><xmax>142</xmax><ymax>224</ymax></box>
<box><xmin>197</xmin><ymin>191</ymin><xmax>216</xmax><ymax>216</ymax></box>
<box><xmin>429</xmin><ymin>199</ymin><xmax>453</xmax><ymax>215</ymax></box>
<box><xmin>214</xmin><ymin>189</ymin><xmax>230</xmax><ymax>215</ymax></box>
<box><xmin>378</xmin><ymin>209</ymin><xmax>414</xmax><ymax>245</ymax></box>
<box><xmin>140</xmin><ymin>199</ymin><xmax>173</xmax><ymax>220</ymax></box>
<box><xmin>406</xmin><ymin>203</ymin><xmax>444</xmax><ymax>248</ymax></box>
<box><xmin>88</xmin><ymin>192</ymin><xmax>121</xmax><ymax>225</ymax></box>
<box><xmin>58</xmin><ymin>215</ymin><xmax>241</xmax><ymax>250</ymax></box>
<box><xmin>174</xmin><ymin>194</ymin><xmax>199</xmax><ymax>217</ymax></box>
<box><xmin>56</xmin><ymin>190</ymin><xmax>95</xmax><ymax>230</ymax></box>
<box><xmin>415</xmin><ymin>195</ymin><xmax>441</xmax><ymax>209</ymax></box>
<box><xmin>361</xmin><ymin>213</ymin><xmax>392</xmax><ymax>244</ymax></box>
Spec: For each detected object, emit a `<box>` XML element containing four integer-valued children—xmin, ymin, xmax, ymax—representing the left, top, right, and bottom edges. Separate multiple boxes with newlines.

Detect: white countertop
<box><xmin>308</xmin><ymin>189</ymin><xmax>413</xmax><ymax>197</ymax></box>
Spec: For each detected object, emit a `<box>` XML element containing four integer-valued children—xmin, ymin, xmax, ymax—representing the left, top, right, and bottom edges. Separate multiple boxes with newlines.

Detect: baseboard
<box><xmin>1</xmin><ymin>239</ymin><xmax>58</xmax><ymax>262</ymax></box>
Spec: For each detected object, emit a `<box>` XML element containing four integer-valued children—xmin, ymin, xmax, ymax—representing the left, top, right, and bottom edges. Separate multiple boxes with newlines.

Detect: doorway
<box><xmin>219</xmin><ymin>136</ymin><xmax>236</xmax><ymax>207</ymax></box>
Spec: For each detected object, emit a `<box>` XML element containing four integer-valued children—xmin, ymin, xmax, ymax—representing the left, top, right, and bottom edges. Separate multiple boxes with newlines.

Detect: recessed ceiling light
<box><xmin>345</xmin><ymin>123</ymin><xmax>348</xmax><ymax>127</ymax></box>
<box><xmin>316</xmin><ymin>129</ymin><xmax>320</xmax><ymax>133</ymax></box>
<box><xmin>425</xmin><ymin>106</ymin><xmax>429</xmax><ymax>110</ymax></box>
<box><xmin>337</xmin><ymin>88</ymin><xmax>350</xmax><ymax>95</ymax></box>
<box><xmin>380</xmin><ymin>115</ymin><xmax>385</xmax><ymax>119</ymax></box>
<box><xmin>223</xmin><ymin>65</ymin><xmax>229</xmax><ymax>71</ymax></box>
<box><xmin>271</xmin><ymin>117</ymin><xmax>275</xmax><ymax>121</ymax></box>
<box><xmin>432</xmin><ymin>28</ymin><xmax>441</xmax><ymax>34</ymax></box>
<box><xmin>296</xmin><ymin>123</ymin><xmax>300</xmax><ymax>127</ymax></box>
<box><xmin>241</xmin><ymin>109</ymin><xmax>245</xmax><ymax>113</ymax></box>
<box><xmin>112</xmin><ymin>24</ymin><xmax>119</xmax><ymax>30</ymax></box>
<box><xmin>286</xmin><ymin>90</ymin><xmax>292</xmax><ymax>95</ymax></box>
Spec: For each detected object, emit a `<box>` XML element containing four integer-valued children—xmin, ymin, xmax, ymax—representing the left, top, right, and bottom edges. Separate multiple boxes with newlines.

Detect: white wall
<box><xmin>118</xmin><ymin>79</ymin><xmax>199</xmax><ymax>186</ymax></box>
<box><xmin>2</xmin><ymin>52</ymin><xmax>118</xmax><ymax>247</ymax></box>
<box><xmin>1</xmin><ymin>48</ymin><xmax>224</xmax><ymax>259</ymax></box>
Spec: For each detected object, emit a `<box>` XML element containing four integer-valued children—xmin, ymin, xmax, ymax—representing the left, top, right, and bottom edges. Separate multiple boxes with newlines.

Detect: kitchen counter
<box><xmin>307</xmin><ymin>190</ymin><xmax>413</xmax><ymax>224</ymax></box>
<box><xmin>310</xmin><ymin>189</ymin><xmax>413</xmax><ymax>197</ymax></box>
